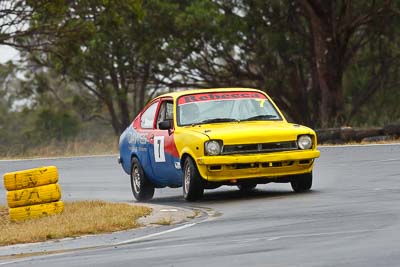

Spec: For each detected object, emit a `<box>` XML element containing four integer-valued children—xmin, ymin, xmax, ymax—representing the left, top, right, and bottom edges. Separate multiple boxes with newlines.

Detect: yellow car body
<box><xmin>174</xmin><ymin>122</ymin><xmax>319</xmax><ymax>182</ymax></box>
<box><xmin>119</xmin><ymin>88</ymin><xmax>320</xmax><ymax>201</ymax></box>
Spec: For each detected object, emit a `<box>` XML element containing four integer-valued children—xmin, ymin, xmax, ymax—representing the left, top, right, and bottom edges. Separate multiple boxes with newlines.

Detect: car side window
<box><xmin>141</xmin><ymin>101</ymin><xmax>159</xmax><ymax>129</ymax></box>
<box><xmin>165</xmin><ymin>102</ymin><xmax>173</xmax><ymax>120</ymax></box>
<box><xmin>156</xmin><ymin>100</ymin><xmax>173</xmax><ymax>129</ymax></box>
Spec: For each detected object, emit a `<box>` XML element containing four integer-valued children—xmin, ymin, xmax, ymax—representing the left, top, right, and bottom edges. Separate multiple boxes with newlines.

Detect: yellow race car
<box><xmin>119</xmin><ymin>88</ymin><xmax>320</xmax><ymax>201</ymax></box>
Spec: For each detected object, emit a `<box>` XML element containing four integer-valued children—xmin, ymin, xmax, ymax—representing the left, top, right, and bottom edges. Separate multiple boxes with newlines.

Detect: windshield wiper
<box><xmin>199</xmin><ymin>118</ymin><xmax>239</xmax><ymax>124</ymax></box>
<box><xmin>242</xmin><ymin>115</ymin><xmax>278</xmax><ymax>121</ymax></box>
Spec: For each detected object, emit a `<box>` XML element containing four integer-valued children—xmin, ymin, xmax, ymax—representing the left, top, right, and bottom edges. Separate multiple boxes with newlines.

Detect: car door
<box><xmin>131</xmin><ymin>100</ymin><xmax>160</xmax><ymax>185</ymax></box>
<box><xmin>148</xmin><ymin>98</ymin><xmax>182</xmax><ymax>187</ymax></box>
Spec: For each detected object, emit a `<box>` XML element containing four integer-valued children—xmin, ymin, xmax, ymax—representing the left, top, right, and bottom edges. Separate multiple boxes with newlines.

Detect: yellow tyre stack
<box><xmin>3</xmin><ymin>166</ymin><xmax>64</xmax><ymax>221</ymax></box>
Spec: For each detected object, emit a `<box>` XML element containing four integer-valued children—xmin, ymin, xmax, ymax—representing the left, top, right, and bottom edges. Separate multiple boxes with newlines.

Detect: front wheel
<box><xmin>130</xmin><ymin>157</ymin><xmax>155</xmax><ymax>201</ymax></box>
<box><xmin>183</xmin><ymin>157</ymin><xmax>204</xmax><ymax>201</ymax></box>
<box><xmin>290</xmin><ymin>172</ymin><xmax>312</xmax><ymax>192</ymax></box>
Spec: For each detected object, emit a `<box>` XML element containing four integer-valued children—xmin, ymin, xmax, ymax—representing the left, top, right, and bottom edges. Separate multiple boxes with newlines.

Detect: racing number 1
<box><xmin>154</xmin><ymin>136</ymin><xmax>166</xmax><ymax>162</ymax></box>
<box><xmin>157</xmin><ymin>139</ymin><xmax>161</xmax><ymax>158</ymax></box>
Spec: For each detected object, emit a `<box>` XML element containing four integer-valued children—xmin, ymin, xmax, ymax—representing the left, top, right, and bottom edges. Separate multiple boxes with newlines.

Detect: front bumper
<box><xmin>196</xmin><ymin>150</ymin><xmax>320</xmax><ymax>182</ymax></box>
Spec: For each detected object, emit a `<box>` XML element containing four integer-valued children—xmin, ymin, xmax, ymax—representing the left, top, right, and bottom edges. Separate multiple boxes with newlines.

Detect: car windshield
<box><xmin>177</xmin><ymin>91</ymin><xmax>282</xmax><ymax>126</ymax></box>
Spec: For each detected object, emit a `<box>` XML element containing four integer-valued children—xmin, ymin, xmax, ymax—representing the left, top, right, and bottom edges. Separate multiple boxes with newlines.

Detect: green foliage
<box><xmin>30</xmin><ymin>109</ymin><xmax>80</xmax><ymax>142</ymax></box>
<box><xmin>166</xmin><ymin>0</ymin><xmax>400</xmax><ymax>127</ymax></box>
<box><xmin>22</xmin><ymin>0</ymin><xmax>186</xmax><ymax>134</ymax></box>
<box><xmin>1</xmin><ymin>0</ymin><xmax>399</xmax><ymax>159</ymax></box>
<box><xmin>0</xmin><ymin>62</ymin><xmax>111</xmax><ymax>157</ymax></box>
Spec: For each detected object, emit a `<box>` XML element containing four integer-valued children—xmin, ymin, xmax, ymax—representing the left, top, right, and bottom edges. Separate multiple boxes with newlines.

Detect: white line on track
<box><xmin>115</xmin><ymin>222</ymin><xmax>197</xmax><ymax>246</ymax></box>
<box><xmin>267</xmin><ymin>228</ymin><xmax>380</xmax><ymax>241</ymax></box>
<box><xmin>0</xmin><ymin>222</ymin><xmax>198</xmax><ymax>265</ymax></box>
<box><xmin>1</xmin><ymin>143</ymin><xmax>400</xmax><ymax>162</ymax></box>
<box><xmin>2</xmin><ymin>143</ymin><xmax>400</xmax><ymax>162</ymax></box>
<box><xmin>373</xmin><ymin>158</ymin><xmax>400</xmax><ymax>163</ymax></box>
<box><xmin>318</xmin><ymin>143</ymin><xmax>400</xmax><ymax>148</ymax></box>
<box><xmin>0</xmin><ymin>154</ymin><xmax>118</xmax><ymax>162</ymax></box>
<box><xmin>0</xmin><ymin>251</ymin><xmax>76</xmax><ymax>266</ymax></box>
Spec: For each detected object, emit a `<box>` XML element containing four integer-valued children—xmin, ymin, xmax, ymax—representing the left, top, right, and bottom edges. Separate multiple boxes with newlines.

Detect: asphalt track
<box><xmin>1</xmin><ymin>144</ymin><xmax>400</xmax><ymax>266</ymax></box>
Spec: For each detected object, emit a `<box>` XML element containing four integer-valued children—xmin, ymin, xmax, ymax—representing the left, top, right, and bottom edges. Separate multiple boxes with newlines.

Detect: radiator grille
<box><xmin>222</xmin><ymin>141</ymin><xmax>298</xmax><ymax>154</ymax></box>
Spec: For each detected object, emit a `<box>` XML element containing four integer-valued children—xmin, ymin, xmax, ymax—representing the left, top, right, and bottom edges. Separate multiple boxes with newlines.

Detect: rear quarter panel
<box><xmin>119</xmin><ymin>120</ymin><xmax>154</xmax><ymax>180</ymax></box>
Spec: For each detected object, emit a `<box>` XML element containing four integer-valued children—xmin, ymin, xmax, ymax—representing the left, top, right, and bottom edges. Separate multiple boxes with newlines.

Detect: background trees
<box><xmin>0</xmin><ymin>0</ymin><xmax>399</xmax><ymax>154</ymax></box>
<box><xmin>20</xmin><ymin>0</ymin><xmax>187</xmax><ymax>135</ymax></box>
<box><xmin>168</xmin><ymin>0</ymin><xmax>400</xmax><ymax>128</ymax></box>
<box><xmin>298</xmin><ymin>0</ymin><xmax>399</xmax><ymax>127</ymax></box>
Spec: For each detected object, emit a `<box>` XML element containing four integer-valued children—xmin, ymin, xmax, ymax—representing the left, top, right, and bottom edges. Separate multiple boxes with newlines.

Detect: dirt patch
<box><xmin>137</xmin><ymin>204</ymin><xmax>201</xmax><ymax>226</ymax></box>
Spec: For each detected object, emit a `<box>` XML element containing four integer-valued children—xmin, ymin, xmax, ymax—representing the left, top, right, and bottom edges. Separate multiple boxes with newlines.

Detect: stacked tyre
<box><xmin>3</xmin><ymin>166</ymin><xmax>64</xmax><ymax>221</ymax></box>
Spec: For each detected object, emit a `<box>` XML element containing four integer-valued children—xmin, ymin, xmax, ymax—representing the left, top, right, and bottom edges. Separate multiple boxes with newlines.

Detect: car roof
<box><xmin>156</xmin><ymin>88</ymin><xmax>265</xmax><ymax>100</ymax></box>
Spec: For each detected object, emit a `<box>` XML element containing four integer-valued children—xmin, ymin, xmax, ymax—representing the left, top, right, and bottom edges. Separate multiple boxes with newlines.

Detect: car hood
<box><xmin>183</xmin><ymin>121</ymin><xmax>314</xmax><ymax>144</ymax></box>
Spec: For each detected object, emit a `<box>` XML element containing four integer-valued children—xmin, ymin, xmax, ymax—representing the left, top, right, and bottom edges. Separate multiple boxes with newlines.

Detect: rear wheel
<box><xmin>290</xmin><ymin>172</ymin><xmax>312</xmax><ymax>192</ymax></box>
<box><xmin>183</xmin><ymin>157</ymin><xmax>204</xmax><ymax>201</ymax></box>
<box><xmin>130</xmin><ymin>157</ymin><xmax>155</xmax><ymax>201</ymax></box>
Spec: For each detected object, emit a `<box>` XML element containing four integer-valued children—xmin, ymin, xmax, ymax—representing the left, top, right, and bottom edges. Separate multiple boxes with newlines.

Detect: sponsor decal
<box><xmin>178</xmin><ymin>92</ymin><xmax>266</xmax><ymax>105</ymax></box>
<box><xmin>127</xmin><ymin>130</ymin><xmax>149</xmax><ymax>152</ymax></box>
<box><xmin>174</xmin><ymin>162</ymin><xmax>181</xmax><ymax>169</ymax></box>
<box><xmin>127</xmin><ymin>131</ymin><xmax>147</xmax><ymax>145</ymax></box>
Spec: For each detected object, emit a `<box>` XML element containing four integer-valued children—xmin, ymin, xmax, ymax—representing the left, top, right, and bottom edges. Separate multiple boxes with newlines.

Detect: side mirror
<box><xmin>159</xmin><ymin>120</ymin><xmax>172</xmax><ymax>130</ymax></box>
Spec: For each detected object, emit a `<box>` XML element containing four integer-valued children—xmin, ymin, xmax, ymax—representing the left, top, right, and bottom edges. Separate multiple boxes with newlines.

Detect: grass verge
<box><xmin>0</xmin><ymin>137</ymin><xmax>118</xmax><ymax>159</ymax></box>
<box><xmin>0</xmin><ymin>201</ymin><xmax>151</xmax><ymax>246</ymax></box>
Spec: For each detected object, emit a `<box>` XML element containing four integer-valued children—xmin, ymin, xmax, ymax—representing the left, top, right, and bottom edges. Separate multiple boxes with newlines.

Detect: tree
<box><xmin>0</xmin><ymin>62</ymin><xmax>16</xmax><ymax>149</ymax></box>
<box><xmin>297</xmin><ymin>0</ymin><xmax>398</xmax><ymax>127</ymax></box>
<box><xmin>7</xmin><ymin>0</ymin><xmax>400</xmax><ymax>134</ymax></box>
<box><xmin>23</xmin><ymin>0</ymin><xmax>186</xmax><ymax>135</ymax></box>
<box><xmin>1</xmin><ymin>0</ymin><xmax>31</xmax><ymax>45</ymax></box>
<box><xmin>166</xmin><ymin>0</ymin><xmax>400</xmax><ymax>128</ymax></box>
<box><xmin>164</xmin><ymin>0</ymin><xmax>317</xmax><ymax>125</ymax></box>
<box><xmin>1</xmin><ymin>1</ymin><xmax>84</xmax><ymax>50</ymax></box>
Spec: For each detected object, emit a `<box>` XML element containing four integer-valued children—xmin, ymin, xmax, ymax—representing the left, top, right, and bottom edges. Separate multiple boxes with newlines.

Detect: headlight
<box><xmin>205</xmin><ymin>140</ymin><xmax>222</xmax><ymax>155</ymax></box>
<box><xmin>298</xmin><ymin>135</ymin><xmax>312</xmax><ymax>150</ymax></box>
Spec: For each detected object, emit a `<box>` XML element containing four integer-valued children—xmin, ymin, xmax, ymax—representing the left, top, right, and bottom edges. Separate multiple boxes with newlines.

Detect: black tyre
<box><xmin>183</xmin><ymin>157</ymin><xmax>204</xmax><ymax>201</ymax></box>
<box><xmin>237</xmin><ymin>183</ymin><xmax>257</xmax><ymax>192</ymax></box>
<box><xmin>290</xmin><ymin>172</ymin><xmax>312</xmax><ymax>192</ymax></box>
<box><xmin>130</xmin><ymin>157</ymin><xmax>155</xmax><ymax>201</ymax></box>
